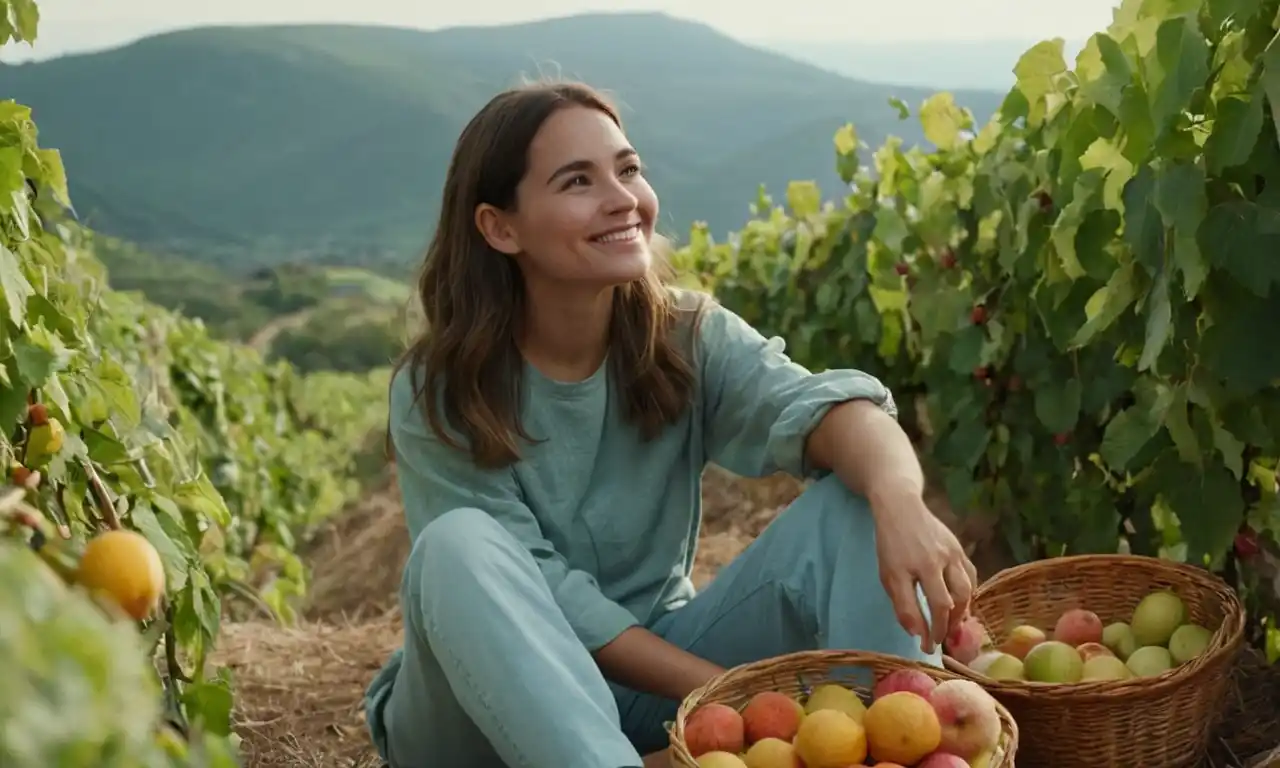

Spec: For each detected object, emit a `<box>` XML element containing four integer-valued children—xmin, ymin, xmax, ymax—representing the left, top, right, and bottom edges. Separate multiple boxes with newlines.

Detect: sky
<box><xmin>5</xmin><ymin>0</ymin><xmax>1122</xmax><ymax>61</ymax></box>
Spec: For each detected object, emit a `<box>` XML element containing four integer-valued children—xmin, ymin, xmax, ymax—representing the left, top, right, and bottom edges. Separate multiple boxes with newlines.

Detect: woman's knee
<box><xmin>784</xmin><ymin>473</ymin><xmax>875</xmax><ymax>540</ymax></box>
<box><xmin>410</xmin><ymin>507</ymin><xmax>522</xmax><ymax>583</ymax></box>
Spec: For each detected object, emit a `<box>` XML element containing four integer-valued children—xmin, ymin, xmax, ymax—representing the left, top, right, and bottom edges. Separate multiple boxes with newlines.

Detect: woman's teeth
<box><xmin>594</xmin><ymin>226</ymin><xmax>639</xmax><ymax>243</ymax></box>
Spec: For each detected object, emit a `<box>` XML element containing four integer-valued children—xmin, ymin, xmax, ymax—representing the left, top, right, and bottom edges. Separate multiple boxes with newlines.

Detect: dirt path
<box><xmin>246</xmin><ymin>308</ymin><xmax>316</xmax><ymax>353</ymax></box>
<box><xmin>214</xmin><ymin>469</ymin><xmax>1280</xmax><ymax>768</ymax></box>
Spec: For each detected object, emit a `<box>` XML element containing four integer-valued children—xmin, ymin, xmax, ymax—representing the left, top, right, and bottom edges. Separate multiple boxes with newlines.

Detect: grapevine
<box><xmin>0</xmin><ymin>0</ymin><xmax>389</xmax><ymax>763</ymax></box>
<box><xmin>675</xmin><ymin>0</ymin><xmax>1280</xmax><ymax>662</ymax></box>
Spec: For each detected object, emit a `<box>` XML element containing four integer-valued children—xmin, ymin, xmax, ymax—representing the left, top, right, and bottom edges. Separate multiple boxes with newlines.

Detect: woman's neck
<box><xmin>519</xmin><ymin>284</ymin><xmax>614</xmax><ymax>382</ymax></box>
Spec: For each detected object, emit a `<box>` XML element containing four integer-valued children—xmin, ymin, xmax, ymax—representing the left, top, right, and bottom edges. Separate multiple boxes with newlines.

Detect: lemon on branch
<box><xmin>25</xmin><ymin>418</ymin><xmax>65</xmax><ymax>465</ymax></box>
<box><xmin>76</xmin><ymin>529</ymin><xmax>166</xmax><ymax>621</ymax></box>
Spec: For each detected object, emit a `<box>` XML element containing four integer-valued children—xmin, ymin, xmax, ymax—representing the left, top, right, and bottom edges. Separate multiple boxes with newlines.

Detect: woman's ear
<box><xmin>475</xmin><ymin>203</ymin><xmax>521</xmax><ymax>255</ymax></box>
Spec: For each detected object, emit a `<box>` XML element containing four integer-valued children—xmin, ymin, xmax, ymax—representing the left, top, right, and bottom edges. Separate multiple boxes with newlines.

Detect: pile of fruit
<box><xmin>681</xmin><ymin>670</ymin><xmax>1004</xmax><ymax>768</ymax></box>
<box><xmin>944</xmin><ymin>589</ymin><xmax>1217</xmax><ymax>683</ymax></box>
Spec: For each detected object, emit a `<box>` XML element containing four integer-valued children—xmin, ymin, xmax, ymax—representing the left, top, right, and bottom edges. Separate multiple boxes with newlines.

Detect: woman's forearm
<box><xmin>592</xmin><ymin>626</ymin><xmax>726</xmax><ymax>701</ymax></box>
<box><xmin>806</xmin><ymin>398</ymin><xmax>926</xmax><ymax>509</ymax></box>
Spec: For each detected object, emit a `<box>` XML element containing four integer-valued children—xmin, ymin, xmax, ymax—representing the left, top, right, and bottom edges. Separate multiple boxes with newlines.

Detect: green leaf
<box><xmin>1122</xmin><ymin>164</ymin><xmax>1163</xmax><ymax>272</ymax></box>
<box><xmin>919</xmin><ymin>92</ymin><xmax>969</xmax><ymax>151</ymax></box>
<box><xmin>174</xmin><ymin>475</ymin><xmax>233</xmax><ymax>528</ymax></box>
<box><xmin>1205</xmin><ymin>90</ymin><xmax>1265</xmax><ymax>175</ymax></box>
<box><xmin>786</xmin><ymin>181</ymin><xmax>822</xmax><ymax>218</ymax></box>
<box><xmin>1075</xmin><ymin>33</ymin><xmax>1133</xmax><ymax>116</ymax></box>
<box><xmin>1152</xmin><ymin>453</ymin><xmax>1245</xmax><ymax>563</ymax></box>
<box><xmin>1071</xmin><ymin>262</ymin><xmax>1138</xmax><ymax>347</ymax></box>
<box><xmin>1261</xmin><ymin>31</ymin><xmax>1280</xmax><ymax>149</ymax></box>
<box><xmin>1101</xmin><ymin>383</ymin><xmax>1174</xmax><ymax>470</ymax></box>
<box><xmin>1014</xmin><ymin>39</ymin><xmax>1069</xmax><ymax>109</ymax></box>
<box><xmin>1163</xmin><ymin>387</ymin><xmax>1200</xmax><ymax>465</ymax></box>
<box><xmin>1197</xmin><ymin>202</ymin><xmax>1280</xmax><ymax>295</ymax></box>
<box><xmin>1139</xmin><ymin>266</ymin><xmax>1172</xmax><ymax>371</ymax></box>
<box><xmin>0</xmin><ymin>243</ymin><xmax>33</xmax><ymax>326</ymax></box>
<box><xmin>1034</xmin><ymin>379</ymin><xmax>1082</xmax><ymax>433</ymax></box>
<box><xmin>1144</xmin><ymin>16</ymin><xmax>1210</xmax><ymax>135</ymax></box>
<box><xmin>128</xmin><ymin>500</ymin><xmax>191</xmax><ymax>594</ymax></box>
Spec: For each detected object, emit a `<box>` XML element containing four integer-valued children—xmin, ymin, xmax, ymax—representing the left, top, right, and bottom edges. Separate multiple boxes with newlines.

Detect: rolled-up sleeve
<box><xmin>697</xmin><ymin>301</ymin><xmax>897</xmax><ymax>479</ymax></box>
<box><xmin>389</xmin><ymin>369</ymin><xmax>638</xmax><ymax>650</ymax></box>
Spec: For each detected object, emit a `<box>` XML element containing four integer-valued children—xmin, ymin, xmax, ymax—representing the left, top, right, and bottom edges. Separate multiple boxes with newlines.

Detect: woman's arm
<box><xmin>806</xmin><ymin>399</ymin><xmax>977</xmax><ymax>651</ymax></box>
<box><xmin>593</xmin><ymin>626</ymin><xmax>726</xmax><ymax>702</ymax></box>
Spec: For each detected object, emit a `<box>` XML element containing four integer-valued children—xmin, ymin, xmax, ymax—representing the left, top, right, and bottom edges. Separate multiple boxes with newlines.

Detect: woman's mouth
<box><xmin>591</xmin><ymin>225</ymin><xmax>641</xmax><ymax>244</ymax></box>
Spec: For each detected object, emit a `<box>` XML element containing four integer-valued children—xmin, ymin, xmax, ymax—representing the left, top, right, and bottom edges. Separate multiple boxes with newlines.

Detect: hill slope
<box><xmin>1</xmin><ymin>13</ymin><xmax>1004</xmax><ymax>270</ymax></box>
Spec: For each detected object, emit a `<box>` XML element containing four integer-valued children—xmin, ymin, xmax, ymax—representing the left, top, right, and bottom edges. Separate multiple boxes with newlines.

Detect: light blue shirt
<box><xmin>365</xmin><ymin>289</ymin><xmax>896</xmax><ymax>706</ymax></box>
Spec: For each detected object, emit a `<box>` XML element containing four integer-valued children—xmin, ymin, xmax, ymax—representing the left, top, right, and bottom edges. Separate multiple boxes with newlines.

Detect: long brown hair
<box><xmin>394</xmin><ymin>81</ymin><xmax>704</xmax><ymax>469</ymax></box>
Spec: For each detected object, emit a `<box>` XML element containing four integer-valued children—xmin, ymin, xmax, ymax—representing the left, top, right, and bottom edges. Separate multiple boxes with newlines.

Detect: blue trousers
<box><xmin>367</xmin><ymin>473</ymin><xmax>938</xmax><ymax>767</ymax></box>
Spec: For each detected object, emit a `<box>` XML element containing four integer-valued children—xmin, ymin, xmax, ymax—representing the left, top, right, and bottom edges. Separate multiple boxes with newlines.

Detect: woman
<box><xmin>364</xmin><ymin>81</ymin><xmax>978</xmax><ymax>768</ymax></box>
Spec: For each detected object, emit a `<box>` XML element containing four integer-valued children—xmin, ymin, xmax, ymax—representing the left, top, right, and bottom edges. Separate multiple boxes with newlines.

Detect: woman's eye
<box><xmin>622</xmin><ymin>163</ymin><xmax>642</xmax><ymax>177</ymax></box>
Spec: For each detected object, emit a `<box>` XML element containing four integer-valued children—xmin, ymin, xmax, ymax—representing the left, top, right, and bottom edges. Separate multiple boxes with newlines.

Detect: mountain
<box><xmin>1</xmin><ymin>12</ymin><xmax>1006</xmax><ymax>272</ymax></box>
<box><xmin>760</xmin><ymin>38</ymin><xmax>1089</xmax><ymax>91</ymax></box>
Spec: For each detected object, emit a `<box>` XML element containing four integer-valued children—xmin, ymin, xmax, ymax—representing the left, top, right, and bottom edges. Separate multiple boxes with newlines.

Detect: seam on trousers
<box><xmin>422</xmin><ymin>609</ymin><xmax>533</xmax><ymax>768</ymax></box>
<box><xmin>678</xmin><ymin>578</ymin><xmax>815</xmax><ymax>655</ymax></box>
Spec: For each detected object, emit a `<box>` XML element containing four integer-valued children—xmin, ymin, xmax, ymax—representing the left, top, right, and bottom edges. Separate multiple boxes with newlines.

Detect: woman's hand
<box><xmin>869</xmin><ymin>487</ymin><xmax>978</xmax><ymax>654</ymax></box>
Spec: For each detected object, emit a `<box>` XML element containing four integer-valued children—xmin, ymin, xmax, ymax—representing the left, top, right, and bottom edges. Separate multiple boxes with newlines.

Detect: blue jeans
<box><xmin>367</xmin><ymin>473</ymin><xmax>938</xmax><ymax>767</ymax></box>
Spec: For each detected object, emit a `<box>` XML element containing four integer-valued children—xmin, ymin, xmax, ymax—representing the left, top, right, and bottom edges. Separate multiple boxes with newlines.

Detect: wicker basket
<box><xmin>668</xmin><ymin>649</ymin><xmax>1019</xmax><ymax>767</ymax></box>
<box><xmin>943</xmin><ymin>554</ymin><xmax>1247</xmax><ymax>767</ymax></box>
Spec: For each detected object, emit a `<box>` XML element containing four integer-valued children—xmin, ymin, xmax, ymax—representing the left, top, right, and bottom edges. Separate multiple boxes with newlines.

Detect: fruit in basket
<box><xmin>742</xmin><ymin>737</ymin><xmax>803</xmax><ymax>768</ymax></box>
<box><xmin>1080</xmin><ymin>654</ymin><xmax>1132</xmax><ymax>681</ymax></box>
<box><xmin>684</xmin><ymin>703</ymin><xmax>745</xmax><ymax>757</ymax></box>
<box><xmin>803</xmin><ymin>683</ymin><xmax>867</xmax><ymax>722</ymax></box>
<box><xmin>873</xmin><ymin>668</ymin><xmax>938</xmax><ymax>700</ymax></box>
<box><xmin>1125</xmin><ymin>645</ymin><xmax>1174</xmax><ymax>677</ymax></box>
<box><xmin>863</xmin><ymin>691</ymin><xmax>941</xmax><ymax>764</ymax></box>
<box><xmin>1023</xmin><ymin>641</ymin><xmax>1083</xmax><ymax>683</ymax></box>
<box><xmin>981</xmin><ymin>653</ymin><xmax>1025</xmax><ymax>681</ymax></box>
<box><xmin>928</xmin><ymin>680</ymin><xmax>1000</xmax><ymax>758</ymax></box>
<box><xmin>1168</xmin><ymin>623</ymin><xmax>1212</xmax><ymax>663</ymax></box>
<box><xmin>696</xmin><ymin>751</ymin><xmax>748</xmax><ymax>768</ymax></box>
<box><xmin>943</xmin><ymin>615</ymin><xmax>987</xmax><ymax>664</ymax></box>
<box><xmin>1130</xmin><ymin>590</ymin><xmax>1187</xmax><ymax>646</ymax></box>
<box><xmin>918</xmin><ymin>753</ymin><xmax>970</xmax><ymax>767</ymax></box>
<box><xmin>969</xmin><ymin>748</ymin><xmax>996</xmax><ymax>767</ymax></box>
<box><xmin>1000</xmin><ymin>625</ymin><xmax>1046</xmax><ymax>660</ymax></box>
<box><xmin>793</xmin><ymin>708</ymin><xmax>867</xmax><ymax>767</ymax></box>
<box><xmin>1101</xmin><ymin>622</ymin><xmax>1137</xmax><ymax>660</ymax></box>
<box><xmin>1053</xmin><ymin>608</ymin><xmax>1103</xmax><ymax>646</ymax></box>
<box><xmin>1075</xmin><ymin>642</ymin><xmax>1113</xmax><ymax>661</ymax></box>
<box><xmin>741</xmin><ymin>691</ymin><xmax>805</xmax><ymax>743</ymax></box>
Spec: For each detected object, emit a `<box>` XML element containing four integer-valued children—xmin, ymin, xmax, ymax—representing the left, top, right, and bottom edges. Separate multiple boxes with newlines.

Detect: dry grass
<box><xmin>215</xmin><ymin>468</ymin><xmax>1280</xmax><ymax>767</ymax></box>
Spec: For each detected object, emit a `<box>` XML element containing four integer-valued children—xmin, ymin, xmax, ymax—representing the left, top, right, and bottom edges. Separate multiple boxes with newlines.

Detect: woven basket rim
<box><xmin>946</xmin><ymin>553</ymin><xmax>1248</xmax><ymax>701</ymax></box>
<box><xmin>668</xmin><ymin>648</ymin><xmax>1020</xmax><ymax>767</ymax></box>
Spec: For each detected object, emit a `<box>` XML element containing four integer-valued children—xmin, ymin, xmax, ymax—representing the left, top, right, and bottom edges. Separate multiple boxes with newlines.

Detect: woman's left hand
<box><xmin>870</xmin><ymin>490</ymin><xmax>978</xmax><ymax>654</ymax></box>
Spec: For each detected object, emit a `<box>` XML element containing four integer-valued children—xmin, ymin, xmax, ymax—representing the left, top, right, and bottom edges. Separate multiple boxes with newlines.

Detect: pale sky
<box><xmin>5</xmin><ymin>0</ymin><xmax>1121</xmax><ymax>60</ymax></box>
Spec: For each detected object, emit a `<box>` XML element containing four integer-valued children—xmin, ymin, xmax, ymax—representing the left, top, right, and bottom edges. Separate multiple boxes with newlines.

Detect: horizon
<box><xmin>3</xmin><ymin>0</ymin><xmax>1119</xmax><ymax>62</ymax></box>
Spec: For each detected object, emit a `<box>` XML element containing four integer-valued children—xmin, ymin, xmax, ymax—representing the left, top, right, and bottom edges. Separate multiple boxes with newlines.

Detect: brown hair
<box><xmin>394</xmin><ymin>81</ymin><xmax>704</xmax><ymax>469</ymax></box>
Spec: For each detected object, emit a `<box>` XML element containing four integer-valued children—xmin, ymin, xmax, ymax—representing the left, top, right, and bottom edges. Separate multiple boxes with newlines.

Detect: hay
<box><xmin>303</xmin><ymin>483</ymin><xmax>408</xmax><ymax>623</ymax></box>
<box><xmin>212</xmin><ymin>612</ymin><xmax>402</xmax><ymax>768</ymax></box>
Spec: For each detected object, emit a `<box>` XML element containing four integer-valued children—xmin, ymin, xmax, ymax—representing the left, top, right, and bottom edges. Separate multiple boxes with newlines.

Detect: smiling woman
<box><xmin>365</xmin><ymin>80</ymin><xmax>977</xmax><ymax>768</ymax></box>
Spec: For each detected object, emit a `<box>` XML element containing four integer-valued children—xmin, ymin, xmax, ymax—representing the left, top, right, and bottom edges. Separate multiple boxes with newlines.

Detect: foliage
<box><xmin>268</xmin><ymin>301</ymin><xmax>406</xmax><ymax>374</ymax></box>
<box><xmin>676</xmin><ymin>0</ymin><xmax>1280</xmax><ymax>662</ymax></box>
<box><xmin>0</xmin><ymin>1</ymin><xmax>389</xmax><ymax>762</ymax></box>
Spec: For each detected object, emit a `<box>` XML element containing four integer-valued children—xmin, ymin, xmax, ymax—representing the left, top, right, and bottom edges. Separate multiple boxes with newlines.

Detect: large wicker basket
<box><xmin>668</xmin><ymin>649</ymin><xmax>1019</xmax><ymax>767</ymax></box>
<box><xmin>943</xmin><ymin>554</ymin><xmax>1247</xmax><ymax>767</ymax></box>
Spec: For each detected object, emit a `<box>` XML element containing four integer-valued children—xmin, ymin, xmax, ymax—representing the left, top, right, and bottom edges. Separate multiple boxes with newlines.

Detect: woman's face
<box><xmin>477</xmin><ymin>105</ymin><xmax>658</xmax><ymax>287</ymax></box>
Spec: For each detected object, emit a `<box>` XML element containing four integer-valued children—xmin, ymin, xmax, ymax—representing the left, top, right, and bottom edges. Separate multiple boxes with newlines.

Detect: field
<box><xmin>4</xmin><ymin>0</ymin><xmax>1280</xmax><ymax>766</ymax></box>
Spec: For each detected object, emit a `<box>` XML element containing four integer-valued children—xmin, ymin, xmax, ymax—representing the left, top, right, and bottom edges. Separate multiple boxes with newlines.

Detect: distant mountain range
<box><xmin>1</xmin><ymin>12</ymin><xmax>1010</xmax><ymax>272</ymax></box>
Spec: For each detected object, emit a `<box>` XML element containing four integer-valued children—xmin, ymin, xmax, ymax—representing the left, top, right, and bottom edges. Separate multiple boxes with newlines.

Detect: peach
<box><xmin>696</xmin><ymin>751</ymin><xmax>748</xmax><ymax>768</ymax></box>
<box><xmin>928</xmin><ymin>679</ymin><xmax>1001</xmax><ymax>758</ymax></box>
<box><xmin>1000</xmin><ymin>625</ymin><xmax>1046</xmax><ymax>660</ymax></box>
<box><xmin>685</xmin><ymin>703</ymin><xmax>745</xmax><ymax>757</ymax></box>
<box><xmin>741</xmin><ymin>691</ymin><xmax>804</xmax><ymax>744</ymax></box>
<box><xmin>1054</xmin><ymin>608</ymin><xmax>1103</xmax><ymax>646</ymax></box>
<box><xmin>742</xmin><ymin>737</ymin><xmax>803</xmax><ymax>768</ymax></box>
<box><xmin>1076</xmin><ymin>642</ymin><xmax>1114</xmax><ymax>661</ymax></box>
<box><xmin>944</xmin><ymin>615</ymin><xmax>987</xmax><ymax>664</ymax></box>
<box><xmin>918</xmin><ymin>752</ymin><xmax>970</xmax><ymax>768</ymax></box>
<box><xmin>873</xmin><ymin>668</ymin><xmax>938</xmax><ymax>701</ymax></box>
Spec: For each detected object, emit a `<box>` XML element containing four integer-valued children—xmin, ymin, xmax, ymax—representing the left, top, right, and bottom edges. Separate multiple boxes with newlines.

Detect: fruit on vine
<box><xmin>894</xmin><ymin>263</ymin><xmax>910</xmax><ymax>276</ymax></box>
<box><xmin>970</xmin><ymin>305</ymin><xmax>987</xmax><ymax>325</ymax></box>
<box><xmin>973</xmin><ymin>366</ymin><xmax>990</xmax><ymax>380</ymax></box>
<box><xmin>1234</xmin><ymin>527</ymin><xmax>1260</xmax><ymax>559</ymax></box>
<box><xmin>27</xmin><ymin>402</ymin><xmax>49</xmax><ymax>426</ymax></box>
<box><xmin>76</xmin><ymin>529</ymin><xmax>167</xmax><ymax>621</ymax></box>
<box><xmin>1033</xmin><ymin>190</ymin><xmax>1053</xmax><ymax>214</ymax></box>
<box><xmin>940</xmin><ymin>249</ymin><xmax>957</xmax><ymax>269</ymax></box>
<box><xmin>9</xmin><ymin>461</ymin><xmax>39</xmax><ymax>490</ymax></box>
<box><xmin>26</xmin><ymin>418</ymin><xmax>65</xmax><ymax>462</ymax></box>
<box><xmin>1053</xmin><ymin>432</ymin><xmax>1070</xmax><ymax>446</ymax></box>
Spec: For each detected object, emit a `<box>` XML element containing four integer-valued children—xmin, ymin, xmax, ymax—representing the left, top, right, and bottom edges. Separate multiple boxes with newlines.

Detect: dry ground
<box><xmin>212</xmin><ymin>467</ymin><xmax>1280</xmax><ymax>768</ymax></box>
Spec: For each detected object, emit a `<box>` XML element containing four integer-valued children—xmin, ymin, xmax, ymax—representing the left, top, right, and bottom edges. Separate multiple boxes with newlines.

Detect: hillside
<box><xmin>0</xmin><ymin>12</ymin><xmax>1004</xmax><ymax>271</ymax></box>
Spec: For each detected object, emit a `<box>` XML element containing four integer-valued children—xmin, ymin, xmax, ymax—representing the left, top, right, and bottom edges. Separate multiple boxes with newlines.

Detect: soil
<box><xmin>212</xmin><ymin>466</ymin><xmax>1280</xmax><ymax>768</ymax></box>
